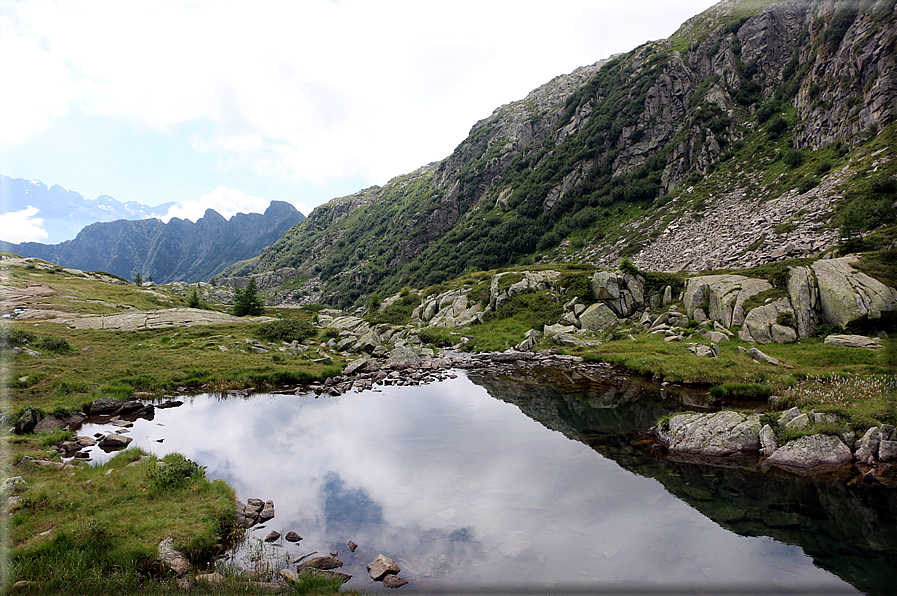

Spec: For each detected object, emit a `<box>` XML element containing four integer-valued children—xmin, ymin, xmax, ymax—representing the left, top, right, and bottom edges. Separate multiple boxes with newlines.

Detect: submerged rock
<box><xmin>367</xmin><ymin>554</ymin><xmax>401</xmax><ymax>581</ymax></box>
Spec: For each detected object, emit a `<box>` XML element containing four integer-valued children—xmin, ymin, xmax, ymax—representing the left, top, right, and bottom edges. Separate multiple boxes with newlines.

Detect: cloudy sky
<box><xmin>0</xmin><ymin>0</ymin><xmax>717</xmax><ymax>233</ymax></box>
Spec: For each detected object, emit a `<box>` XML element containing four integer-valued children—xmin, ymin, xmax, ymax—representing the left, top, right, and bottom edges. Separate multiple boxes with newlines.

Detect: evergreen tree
<box><xmin>187</xmin><ymin>288</ymin><xmax>202</xmax><ymax>308</ymax></box>
<box><xmin>134</xmin><ymin>272</ymin><xmax>143</xmax><ymax>285</ymax></box>
<box><xmin>232</xmin><ymin>278</ymin><xmax>265</xmax><ymax>316</ymax></box>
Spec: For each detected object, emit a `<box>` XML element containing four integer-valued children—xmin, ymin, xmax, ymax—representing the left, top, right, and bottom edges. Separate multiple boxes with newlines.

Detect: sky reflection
<box><xmin>76</xmin><ymin>373</ymin><xmax>857</xmax><ymax>593</ymax></box>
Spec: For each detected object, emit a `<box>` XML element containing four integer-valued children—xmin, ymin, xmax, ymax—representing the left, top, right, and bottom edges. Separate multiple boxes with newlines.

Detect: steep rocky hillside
<box><xmin>227</xmin><ymin>0</ymin><xmax>896</xmax><ymax>309</ymax></box>
<box><xmin>2</xmin><ymin>201</ymin><xmax>304</xmax><ymax>284</ymax></box>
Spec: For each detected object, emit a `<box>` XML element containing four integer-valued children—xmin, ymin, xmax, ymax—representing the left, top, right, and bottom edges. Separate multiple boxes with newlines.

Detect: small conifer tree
<box><xmin>232</xmin><ymin>278</ymin><xmax>265</xmax><ymax>316</ymax></box>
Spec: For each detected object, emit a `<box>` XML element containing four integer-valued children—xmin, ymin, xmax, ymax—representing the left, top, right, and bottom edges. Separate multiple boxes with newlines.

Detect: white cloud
<box><xmin>2</xmin><ymin>0</ymin><xmax>719</xmax><ymax>203</ymax></box>
<box><xmin>0</xmin><ymin>206</ymin><xmax>48</xmax><ymax>243</ymax></box>
<box><xmin>161</xmin><ymin>186</ymin><xmax>270</xmax><ymax>223</ymax></box>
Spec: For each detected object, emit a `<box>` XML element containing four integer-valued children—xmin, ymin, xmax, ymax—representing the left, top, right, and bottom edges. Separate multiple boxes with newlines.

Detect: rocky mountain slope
<box><xmin>0</xmin><ymin>175</ymin><xmax>175</xmax><ymax>244</ymax></box>
<box><xmin>2</xmin><ymin>201</ymin><xmax>304</xmax><ymax>284</ymax></box>
<box><xmin>228</xmin><ymin>0</ymin><xmax>895</xmax><ymax>309</ymax></box>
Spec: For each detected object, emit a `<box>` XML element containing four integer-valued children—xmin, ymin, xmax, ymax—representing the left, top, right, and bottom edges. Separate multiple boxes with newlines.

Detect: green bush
<box><xmin>257</xmin><ymin>319</ymin><xmax>316</xmax><ymax>343</ymax></box>
<box><xmin>783</xmin><ymin>149</ymin><xmax>805</xmax><ymax>168</ymax></box>
<box><xmin>147</xmin><ymin>453</ymin><xmax>205</xmax><ymax>492</ymax></box>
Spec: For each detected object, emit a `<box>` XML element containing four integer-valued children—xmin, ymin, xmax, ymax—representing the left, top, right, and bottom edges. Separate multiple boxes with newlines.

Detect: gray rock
<box><xmin>659</xmin><ymin>411</ymin><xmax>761</xmax><ymax>456</ymax></box>
<box><xmin>89</xmin><ymin>397</ymin><xmax>123</xmax><ymax>415</ymax></box>
<box><xmin>778</xmin><ymin>407</ymin><xmax>800</xmax><ymax>426</ymax></box>
<box><xmin>787</xmin><ymin>266</ymin><xmax>819</xmax><ymax>338</ymax></box>
<box><xmin>823</xmin><ymin>334</ymin><xmax>883</xmax><ymax>349</ymax></box>
<box><xmin>13</xmin><ymin>409</ymin><xmax>42</xmax><ymax>434</ymax></box>
<box><xmin>367</xmin><ymin>554</ymin><xmax>401</xmax><ymax>581</ymax></box>
<box><xmin>738</xmin><ymin>298</ymin><xmax>797</xmax><ymax>344</ymax></box>
<box><xmin>285</xmin><ymin>531</ymin><xmax>302</xmax><ymax>542</ymax></box>
<box><xmin>682</xmin><ymin>275</ymin><xmax>772</xmax><ymax>327</ymax></box>
<box><xmin>98</xmin><ymin>433</ymin><xmax>133</xmax><ymax>450</ymax></box>
<box><xmin>1</xmin><ymin>476</ymin><xmax>28</xmax><ymax>493</ymax></box>
<box><xmin>784</xmin><ymin>413</ymin><xmax>809</xmax><ymax>430</ymax></box>
<box><xmin>748</xmin><ymin>347</ymin><xmax>781</xmax><ymax>365</ymax></box>
<box><xmin>812</xmin><ymin>257</ymin><xmax>897</xmax><ymax>329</ymax></box>
<box><xmin>759</xmin><ymin>424</ymin><xmax>777</xmax><ymax>457</ymax></box>
<box><xmin>258</xmin><ymin>500</ymin><xmax>275</xmax><ymax>523</ymax></box>
<box><xmin>158</xmin><ymin>537</ymin><xmax>191</xmax><ymax>577</ymax></box>
<box><xmin>264</xmin><ymin>530</ymin><xmax>280</xmax><ymax>542</ymax></box>
<box><xmin>578</xmin><ymin>303</ymin><xmax>619</xmax><ymax>331</ymax></box>
<box><xmin>879</xmin><ymin>440</ymin><xmax>897</xmax><ymax>462</ymax></box>
<box><xmin>297</xmin><ymin>556</ymin><xmax>343</xmax><ymax>571</ymax></box>
<box><xmin>854</xmin><ymin>427</ymin><xmax>882</xmax><ymax>464</ymax></box>
<box><xmin>33</xmin><ymin>412</ymin><xmax>87</xmax><ymax>433</ymax></box>
<box><xmin>765</xmin><ymin>434</ymin><xmax>853</xmax><ymax>468</ymax></box>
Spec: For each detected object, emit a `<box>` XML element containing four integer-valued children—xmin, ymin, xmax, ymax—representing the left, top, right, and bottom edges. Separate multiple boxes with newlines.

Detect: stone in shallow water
<box><xmin>367</xmin><ymin>554</ymin><xmax>400</xmax><ymax>580</ymax></box>
<box><xmin>284</xmin><ymin>531</ymin><xmax>302</xmax><ymax>542</ymax></box>
<box><xmin>766</xmin><ymin>434</ymin><xmax>852</xmax><ymax>468</ymax></box>
<box><xmin>383</xmin><ymin>574</ymin><xmax>409</xmax><ymax>589</ymax></box>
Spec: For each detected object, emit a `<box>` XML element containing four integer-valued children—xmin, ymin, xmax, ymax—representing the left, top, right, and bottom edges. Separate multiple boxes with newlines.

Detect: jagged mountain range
<box><xmin>0</xmin><ymin>175</ymin><xmax>175</xmax><ymax>244</ymax></box>
<box><xmin>1</xmin><ymin>201</ymin><xmax>304</xmax><ymax>284</ymax></box>
<box><xmin>221</xmin><ymin>0</ymin><xmax>896</xmax><ymax>309</ymax></box>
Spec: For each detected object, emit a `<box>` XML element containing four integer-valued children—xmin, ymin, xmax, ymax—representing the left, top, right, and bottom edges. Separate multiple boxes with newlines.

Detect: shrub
<box><xmin>257</xmin><ymin>319</ymin><xmax>316</xmax><ymax>343</ymax></box>
<box><xmin>783</xmin><ymin>149</ymin><xmax>805</xmax><ymax>168</ymax></box>
<box><xmin>147</xmin><ymin>453</ymin><xmax>205</xmax><ymax>492</ymax></box>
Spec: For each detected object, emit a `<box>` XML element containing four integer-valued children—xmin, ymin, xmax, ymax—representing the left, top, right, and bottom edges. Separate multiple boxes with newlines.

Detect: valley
<box><xmin>2</xmin><ymin>0</ymin><xmax>896</xmax><ymax>593</ymax></box>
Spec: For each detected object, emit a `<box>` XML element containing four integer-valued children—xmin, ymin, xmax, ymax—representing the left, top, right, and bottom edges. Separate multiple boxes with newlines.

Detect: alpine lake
<box><xmin>71</xmin><ymin>364</ymin><xmax>895</xmax><ymax>595</ymax></box>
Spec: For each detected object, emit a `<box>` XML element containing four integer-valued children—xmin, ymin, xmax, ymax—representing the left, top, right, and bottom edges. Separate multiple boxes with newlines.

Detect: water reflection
<box><xmin>75</xmin><ymin>372</ymin><xmax>865</xmax><ymax>594</ymax></box>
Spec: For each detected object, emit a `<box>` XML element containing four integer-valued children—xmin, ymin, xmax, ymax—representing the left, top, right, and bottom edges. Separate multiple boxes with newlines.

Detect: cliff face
<box><xmin>2</xmin><ymin>201</ymin><xmax>304</xmax><ymax>283</ymax></box>
<box><xmin>238</xmin><ymin>0</ymin><xmax>895</xmax><ymax>308</ymax></box>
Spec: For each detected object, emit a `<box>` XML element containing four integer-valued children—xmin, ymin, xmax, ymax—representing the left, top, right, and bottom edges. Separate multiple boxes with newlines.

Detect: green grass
<box><xmin>4</xmin><ymin>320</ymin><xmax>344</xmax><ymax>414</ymax></box>
<box><xmin>6</xmin><ymin>449</ymin><xmax>236</xmax><ymax>593</ymax></box>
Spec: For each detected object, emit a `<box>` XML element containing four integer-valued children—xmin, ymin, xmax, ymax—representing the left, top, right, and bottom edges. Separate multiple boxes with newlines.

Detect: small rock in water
<box><xmin>347</xmin><ymin>540</ymin><xmax>358</xmax><ymax>552</ymax></box>
<box><xmin>367</xmin><ymin>554</ymin><xmax>401</xmax><ymax>581</ymax></box>
<box><xmin>264</xmin><ymin>530</ymin><xmax>280</xmax><ymax>542</ymax></box>
<box><xmin>383</xmin><ymin>575</ymin><xmax>409</xmax><ymax>589</ymax></box>
<box><xmin>284</xmin><ymin>531</ymin><xmax>302</xmax><ymax>542</ymax></box>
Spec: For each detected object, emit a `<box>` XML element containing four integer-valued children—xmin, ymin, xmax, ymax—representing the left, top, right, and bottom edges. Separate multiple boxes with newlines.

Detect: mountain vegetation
<box><xmin>2</xmin><ymin>201</ymin><xmax>304</xmax><ymax>284</ymax></box>
<box><xmin>222</xmin><ymin>0</ymin><xmax>896</xmax><ymax>310</ymax></box>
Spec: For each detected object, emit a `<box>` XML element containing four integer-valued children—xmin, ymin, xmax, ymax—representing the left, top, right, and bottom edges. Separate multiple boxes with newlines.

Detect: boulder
<box><xmin>578</xmin><ymin>303</ymin><xmax>619</xmax><ymax>332</ymax></box>
<box><xmin>367</xmin><ymin>554</ymin><xmax>401</xmax><ymax>581</ymax></box>
<box><xmin>158</xmin><ymin>537</ymin><xmax>191</xmax><ymax>577</ymax></box>
<box><xmin>98</xmin><ymin>434</ymin><xmax>133</xmax><ymax>450</ymax></box>
<box><xmin>542</xmin><ymin>324</ymin><xmax>577</xmax><ymax>341</ymax></box>
<box><xmin>385</xmin><ymin>346</ymin><xmax>425</xmax><ymax>370</ymax></box>
<box><xmin>879</xmin><ymin>440</ymin><xmax>897</xmax><ymax>462</ymax></box>
<box><xmin>284</xmin><ymin>531</ymin><xmax>302</xmax><ymax>542</ymax></box>
<box><xmin>787</xmin><ymin>266</ymin><xmax>819</xmax><ymax>337</ymax></box>
<box><xmin>738</xmin><ymin>298</ymin><xmax>797</xmax><ymax>344</ymax></box>
<box><xmin>297</xmin><ymin>556</ymin><xmax>343</xmax><ymax>571</ymax></box>
<box><xmin>264</xmin><ymin>530</ymin><xmax>280</xmax><ymax>542</ymax></box>
<box><xmin>748</xmin><ymin>347</ymin><xmax>781</xmax><ymax>365</ymax></box>
<box><xmin>89</xmin><ymin>397</ymin><xmax>123</xmax><ymax>415</ymax></box>
<box><xmin>257</xmin><ymin>500</ymin><xmax>275</xmax><ymax>523</ymax></box>
<box><xmin>590</xmin><ymin>270</ymin><xmax>645</xmax><ymax>317</ymax></box>
<box><xmin>682</xmin><ymin>275</ymin><xmax>772</xmax><ymax>327</ymax></box>
<box><xmin>811</xmin><ymin>257</ymin><xmax>897</xmax><ymax>330</ymax></box>
<box><xmin>759</xmin><ymin>424</ymin><xmax>777</xmax><ymax>457</ymax></box>
<box><xmin>765</xmin><ymin>434</ymin><xmax>853</xmax><ymax>468</ymax></box>
<box><xmin>13</xmin><ymin>408</ymin><xmax>42</xmax><ymax>434</ymax></box>
<box><xmin>33</xmin><ymin>412</ymin><xmax>86</xmax><ymax>433</ymax></box>
<box><xmin>854</xmin><ymin>427</ymin><xmax>882</xmax><ymax>464</ymax></box>
<box><xmin>823</xmin><ymin>335</ymin><xmax>883</xmax><ymax>349</ymax></box>
<box><xmin>659</xmin><ymin>411</ymin><xmax>762</xmax><ymax>456</ymax></box>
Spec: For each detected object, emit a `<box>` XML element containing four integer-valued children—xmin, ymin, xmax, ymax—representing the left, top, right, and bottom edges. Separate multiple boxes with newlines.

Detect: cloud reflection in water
<box><xmin>79</xmin><ymin>373</ymin><xmax>856</xmax><ymax>593</ymax></box>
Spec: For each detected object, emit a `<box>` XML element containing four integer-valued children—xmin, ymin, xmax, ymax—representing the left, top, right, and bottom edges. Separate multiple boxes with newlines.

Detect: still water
<box><xmin>75</xmin><ymin>369</ymin><xmax>887</xmax><ymax>594</ymax></box>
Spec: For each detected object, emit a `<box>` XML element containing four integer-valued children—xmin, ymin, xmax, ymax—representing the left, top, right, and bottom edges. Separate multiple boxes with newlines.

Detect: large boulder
<box><xmin>658</xmin><ymin>411</ymin><xmax>762</xmax><ymax>456</ymax></box>
<box><xmin>591</xmin><ymin>270</ymin><xmax>645</xmax><ymax>317</ymax></box>
<box><xmin>738</xmin><ymin>297</ymin><xmax>797</xmax><ymax>344</ymax></box>
<box><xmin>682</xmin><ymin>275</ymin><xmax>772</xmax><ymax>327</ymax></box>
<box><xmin>765</xmin><ymin>434</ymin><xmax>853</xmax><ymax>468</ymax></box>
<box><xmin>578</xmin><ymin>303</ymin><xmax>619</xmax><ymax>332</ymax></box>
<box><xmin>787</xmin><ymin>266</ymin><xmax>820</xmax><ymax>338</ymax></box>
<box><xmin>811</xmin><ymin>257</ymin><xmax>897</xmax><ymax>330</ymax></box>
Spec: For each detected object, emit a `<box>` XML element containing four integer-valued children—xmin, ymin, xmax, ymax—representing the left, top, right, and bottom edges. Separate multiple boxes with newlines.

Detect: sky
<box><xmin>0</xmin><ymin>0</ymin><xmax>719</xmax><ymax>240</ymax></box>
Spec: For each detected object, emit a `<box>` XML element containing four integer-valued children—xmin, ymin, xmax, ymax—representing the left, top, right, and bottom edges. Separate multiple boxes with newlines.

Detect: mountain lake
<box><xmin>71</xmin><ymin>367</ymin><xmax>895</xmax><ymax>595</ymax></box>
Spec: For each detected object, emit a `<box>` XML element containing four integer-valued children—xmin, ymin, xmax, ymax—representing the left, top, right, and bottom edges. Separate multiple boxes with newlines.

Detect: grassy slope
<box><xmin>1</xmin><ymin>261</ymin><xmax>351</xmax><ymax>594</ymax></box>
